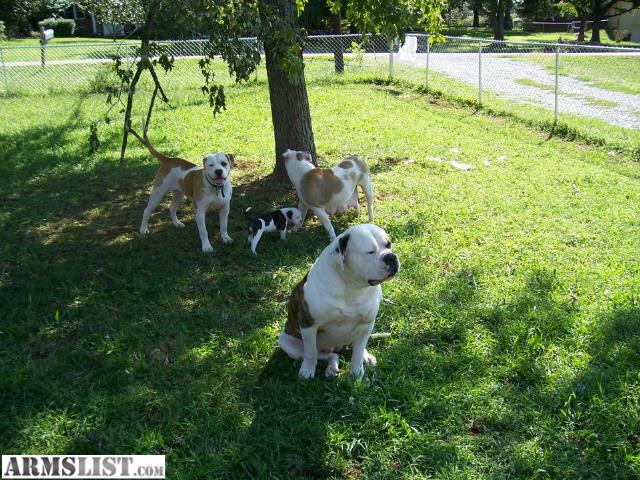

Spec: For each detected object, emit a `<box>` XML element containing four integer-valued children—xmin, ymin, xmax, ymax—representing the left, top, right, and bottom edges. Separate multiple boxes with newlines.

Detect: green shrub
<box><xmin>38</xmin><ymin>18</ymin><xmax>75</xmax><ymax>38</ymax></box>
<box><xmin>88</xmin><ymin>64</ymin><xmax>121</xmax><ymax>94</ymax></box>
<box><xmin>0</xmin><ymin>21</ymin><xmax>6</xmax><ymax>41</ymax></box>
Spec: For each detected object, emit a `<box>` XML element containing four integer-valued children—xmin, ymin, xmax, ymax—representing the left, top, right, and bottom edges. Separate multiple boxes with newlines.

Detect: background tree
<box><xmin>443</xmin><ymin>0</ymin><xmax>472</xmax><ymax>26</ymax></box>
<box><xmin>520</xmin><ymin>0</ymin><xmax>555</xmax><ymax>25</ymax></box>
<box><xmin>557</xmin><ymin>0</ymin><xmax>590</xmax><ymax>41</ymax></box>
<box><xmin>328</xmin><ymin>0</ymin><xmax>344</xmax><ymax>74</ymax></box>
<box><xmin>84</xmin><ymin>0</ymin><xmax>178</xmax><ymax>163</ymax></box>
<box><xmin>90</xmin><ymin>0</ymin><xmax>443</xmax><ymax>178</ymax></box>
<box><xmin>488</xmin><ymin>0</ymin><xmax>506</xmax><ymax>39</ymax></box>
<box><xmin>472</xmin><ymin>0</ymin><xmax>485</xmax><ymax>27</ymax></box>
<box><xmin>0</xmin><ymin>0</ymin><xmax>72</xmax><ymax>33</ymax></box>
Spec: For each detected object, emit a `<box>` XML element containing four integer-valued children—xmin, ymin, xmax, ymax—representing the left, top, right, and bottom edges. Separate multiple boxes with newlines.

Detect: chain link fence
<box><xmin>395</xmin><ymin>34</ymin><xmax>640</xmax><ymax>131</ymax></box>
<box><xmin>1</xmin><ymin>34</ymin><xmax>639</xmax><ymax>131</ymax></box>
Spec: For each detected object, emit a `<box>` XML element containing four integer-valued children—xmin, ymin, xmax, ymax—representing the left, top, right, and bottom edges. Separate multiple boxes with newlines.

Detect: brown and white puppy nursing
<box><xmin>278</xmin><ymin>224</ymin><xmax>399</xmax><ymax>379</ymax></box>
<box><xmin>136</xmin><ymin>134</ymin><xmax>234</xmax><ymax>253</ymax></box>
<box><xmin>283</xmin><ymin>150</ymin><xmax>374</xmax><ymax>240</ymax></box>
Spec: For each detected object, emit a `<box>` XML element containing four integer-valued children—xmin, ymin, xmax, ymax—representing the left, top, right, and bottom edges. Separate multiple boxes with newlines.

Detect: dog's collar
<box><xmin>205</xmin><ymin>174</ymin><xmax>226</xmax><ymax>198</ymax></box>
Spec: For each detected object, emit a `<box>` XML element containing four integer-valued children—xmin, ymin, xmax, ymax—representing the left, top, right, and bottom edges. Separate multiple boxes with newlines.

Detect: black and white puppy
<box><xmin>246</xmin><ymin>207</ymin><xmax>303</xmax><ymax>254</ymax></box>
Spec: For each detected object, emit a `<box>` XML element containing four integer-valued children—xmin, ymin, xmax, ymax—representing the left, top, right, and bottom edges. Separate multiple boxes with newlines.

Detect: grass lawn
<box><xmin>386</xmin><ymin>60</ymin><xmax>640</xmax><ymax>157</ymax></box>
<box><xmin>1</xmin><ymin>79</ymin><xmax>639</xmax><ymax>478</ymax></box>
<box><xmin>1</xmin><ymin>36</ymin><xmax>137</xmax><ymax>46</ymax></box>
<box><xmin>511</xmin><ymin>54</ymin><xmax>640</xmax><ymax>96</ymax></box>
<box><xmin>442</xmin><ymin>26</ymin><xmax>640</xmax><ymax>48</ymax></box>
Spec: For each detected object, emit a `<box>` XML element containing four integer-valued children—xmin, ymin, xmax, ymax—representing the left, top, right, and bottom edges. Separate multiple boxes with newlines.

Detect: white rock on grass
<box><xmin>451</xmin><ymin>160</ymin><xmax>474</xmax><ymax>170</ymax></box>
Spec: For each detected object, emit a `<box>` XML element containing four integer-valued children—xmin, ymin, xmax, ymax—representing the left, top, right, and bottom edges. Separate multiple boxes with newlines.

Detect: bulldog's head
<box><xmin>202</xmin><ymin>153</ymin><xmax>234</xmax><ymax>186</ymax></box>
<box><xmin>335</xmin><ymin>224</ymin><xmax>399</xmax><ymax>287</ymax></box>
<box><xmin>282</xmin><ymin>149</ymin><xmax>314</xmax><ymax>166</ymax></box>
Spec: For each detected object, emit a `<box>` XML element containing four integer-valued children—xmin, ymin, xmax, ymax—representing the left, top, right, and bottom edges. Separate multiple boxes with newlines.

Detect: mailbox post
<box><xmin>40</xmin><ymin>27</ymin><xmax>54</xmax><ymax>67</ymax></box>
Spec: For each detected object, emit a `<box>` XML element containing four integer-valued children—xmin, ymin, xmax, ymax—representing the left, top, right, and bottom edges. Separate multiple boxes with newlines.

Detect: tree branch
<box><xmin>148</xmin><ymin>62</ymin><xmax>169</xmax><ymax>103</ymax></box>
<box><xmin>118</xmin><ymin>63</ymin><xmax>145</xmax><ymax>164</ymax></box>
<box><xmin>128</xmin><ymin>126</ymin><xmax>145</xmax><ymax>144</ymax></box>
<box><xmin>603</xmin><ymin>5</ymin><xmax>639</xmax><ymax>18</ymax></box>
<box><xmin>144</xmin><ymin>86</ymin><xmax>158</xmax><ymax>137</ymax></box>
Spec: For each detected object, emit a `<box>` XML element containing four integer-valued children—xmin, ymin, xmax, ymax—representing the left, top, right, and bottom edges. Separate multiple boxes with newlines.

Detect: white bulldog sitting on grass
<box><xmin>278</xmin><ymin>224</ymin><xmax>399</xmax><ymax>379</ymax></box>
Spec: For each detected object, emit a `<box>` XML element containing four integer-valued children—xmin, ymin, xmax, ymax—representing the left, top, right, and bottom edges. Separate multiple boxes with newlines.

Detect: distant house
<box><xmin>607</xmin><ymin>2</ymin><xmax>640</xmax><ymax>41</ymax></box>
<box><xmin>63</xmin><ymin>3</ymin><xmax>125</xmax><ymax>37</ymax></box>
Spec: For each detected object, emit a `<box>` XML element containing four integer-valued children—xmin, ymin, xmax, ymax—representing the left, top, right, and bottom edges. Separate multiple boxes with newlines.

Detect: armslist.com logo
<box><xmin>2</xmin><ymin>455</ymin><xmax>165</xmax><ymax>479</ymax></box>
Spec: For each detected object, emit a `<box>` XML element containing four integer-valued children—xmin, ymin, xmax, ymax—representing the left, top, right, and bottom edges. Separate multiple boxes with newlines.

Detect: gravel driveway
<box><xmin>399</xmin><ymin>52</ymin><xmax>640</xmax><ymax>130</ymax></box>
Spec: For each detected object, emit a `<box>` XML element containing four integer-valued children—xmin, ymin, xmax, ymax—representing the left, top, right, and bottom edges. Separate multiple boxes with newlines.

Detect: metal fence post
<box><xmin>478</xmin><ymin>41</ymin><xmax>482</xmax><ymax>106</ymax></box>
<box><xmin>255</xmin><ymin>39</ymin><xmax>259</xmax><ymax>82</ymax></box>
<box><xmin>554</xmin><ymin>45</ymin><xmax>559</xmax><ymax>123</ymax></box>
<box><xmin>425</xmin><ymin>34</ymin><xmax>430</xmax><ymax>89</ymax></box>
<box><xmin>388</xmin><ymin>37</ymin><xmax>394</xmax><ymax>78</ymax></box>
<box><xmin>0</xmin><ymin>47</ymin><xmax>8</xmax><ymax>94</ymax></box>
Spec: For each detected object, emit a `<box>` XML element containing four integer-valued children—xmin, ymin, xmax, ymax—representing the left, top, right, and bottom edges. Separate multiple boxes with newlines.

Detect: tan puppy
<box><xmin>137</xmin><ymin>135</ymin><xmax>234</xmax><ymax>253</ymax></box>
<box><xmin>283</xmin><ymin>150</ymin><xmax>374</xmax><ymax>240</ymax></box>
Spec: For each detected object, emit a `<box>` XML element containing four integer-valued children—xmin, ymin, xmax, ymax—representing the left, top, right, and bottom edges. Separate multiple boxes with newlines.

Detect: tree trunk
<box><xmin>577</xmin><ymin>17</ymin><xmax>587</xmax><ymax>41</ymax></box>
<box><xmin>494</xmin><ymin>0</ymin><xmax>505</xmax><ymax>40</ymax></box>
<box><xmin>332</xmin><ymin>11</ymin><xmax>344</xmax><ymax>74</ymax></box>
<box><xmin>488</xmin><ymin>5</ymin><xmax>496</xmax><ymax>29</ymax></box>
<box><xmin>590</xmin><ymin>16</ymin><xmax>602</xmax><ymax>42</ymax></box>
<box><xmin>119</xmin><ymin>3</ymin><xmax>157</xmax><ymax>164</ymax></box>
<box><xmin>504</xmin><ymin>0</ymin><xmax>513</xmax><ymax>30</ymax></box>
<box><xmin>590</xmin><ymin>0</ymin><xmax>603</xmax><ymax>43</ymax></box>
<box><xmin>260</xmin><ymin>0</ymin><xmax>317</xmax><ymax>179</ymax></box>
<box><xmin>473</xmin><ymin>7</ymin><xmax>480</xmax><ymax>27</ymax></box>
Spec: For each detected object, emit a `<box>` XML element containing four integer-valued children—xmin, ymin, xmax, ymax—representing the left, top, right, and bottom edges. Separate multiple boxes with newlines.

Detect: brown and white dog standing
<box><xmin>137</xmin><ymin>136</ymin><xmax>234</xmax><ymax>253</ymax></box>
<box><xmin>278</xmin><ymin>224</ymin><xmax>399</xmax><ymax>379</ymax></box>
<box><xmin>283</xmin><ymin>150</ymin><xmax>374</xmax><ymax>241</ymax></box>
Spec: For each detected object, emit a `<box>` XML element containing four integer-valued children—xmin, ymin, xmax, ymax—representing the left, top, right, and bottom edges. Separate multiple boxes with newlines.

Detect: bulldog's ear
<box><xmin>296</xmin><ymin>151</ymin><xmax>313</xmax><ymax>162</ymax></box>
<box><xmin>225</xmin><ymin>153</ymin><xmax>234</xmax><ymax>168</ymax></box>
<box><xmin>286</xmin><ymin>210</ymin><xmax>293</xmax><ymax>220</ymax></box>
<box><xmin>202</xmin><ymin>156</ymin><xmax>207</xmax><ymax>166</ymax></box>
<box><xmin>336</xmin><ymin>233</ymin><xmax>350</xmax><ymax>256</ymax></box>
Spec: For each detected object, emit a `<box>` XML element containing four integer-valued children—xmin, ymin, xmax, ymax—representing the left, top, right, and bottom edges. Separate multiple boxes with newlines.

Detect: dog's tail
<box><xmin>129</xmin><ymin>119</ymin><xmax>173</xmax><ymax>164</ymax></box>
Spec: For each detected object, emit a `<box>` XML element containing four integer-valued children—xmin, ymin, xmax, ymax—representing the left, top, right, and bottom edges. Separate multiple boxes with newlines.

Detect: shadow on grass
<box><xmin>205</xmin><ymin>265</ymin><xmax>637</xmax><ymax>477</ymax></box>
<box><xmin>0</xmin><ymin>104</ymin><xmax>637</xmax><ymax>478</ymax></box>
<box><xmin>0</xmin><ymin>108</ymin><xmax>355</xmax><ymax>470</ymax></box>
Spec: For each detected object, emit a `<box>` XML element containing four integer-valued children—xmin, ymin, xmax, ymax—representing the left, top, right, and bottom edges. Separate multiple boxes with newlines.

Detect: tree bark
<box><xmin>590</xmin><ymin>15</ymin><xmax>602</xmax><ymax>42</ymax></box>
<box><xmin>577</xmin><ymin>17</ymin><xmax>587</xmax><ymax>41</ymax></box>
<box><xmin>504</xmin><ymin>0</ymin><xmax>513</xmax><ymax>30</ymax></box>
<box><xmin>494</xmin><ymin>0</ymin><xmax>505</xmax><ymax>40</ymax></box>
<box><xmin>260</xmin><ymin>0</ymin><xmax>317</xmax><ymax>179</ymax></box>
<box><xmin>332</xmin><ymin>11</ymin><xmax>344</xmax><ymax>74</ymax></box>
<box><xmin>119</xmin><ymin>1</ymin><xmax>158</xmax><ymax>164</ymax></box>
<box><xmin>590</xmin><ymin>0</ymin><xmax>603</xmax><ymax>43</ymax></box>
<box><xmin>473</xmin><ymin>7</ymin><xmax>480</xmax><ymax>27</ymax></box>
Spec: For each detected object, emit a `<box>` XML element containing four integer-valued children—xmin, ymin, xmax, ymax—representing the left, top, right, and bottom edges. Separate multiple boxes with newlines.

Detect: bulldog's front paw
<box><xmin>325</xmin><ymin>363</ymin><xmax>339</xmax><ymax>378</ymax></box>
<box><xmin>173</xmin><ymin>221</ymin><xmax>185</xmax><ymax>229</ymax></box>
<box><xmin>140</xmin><ymin>226</ymin><xmax>150</xmax><ymax>235</ymax></box>
<box><xmin>350</xmin><ymin>364</ymin><xmax>365</xmax><ymax>379</ymax></box>
<box><xmin>298</xmin><ymin>364</ymin><xmax>316</xmax><ymax>379</ymax></box>
<box><xmin>363</xmin><ymin>351</ymin><xmax>377</xmax><ymax>367</ymax></box>
<box><xmin>221</xmin><ymin>235</ymin><xmax>233</xmax><ymax>244</ymax></box>
<box><xmin>202</xmin><ymin>243</ymin><xmax>214</xmax><ymax>253</ymax></box>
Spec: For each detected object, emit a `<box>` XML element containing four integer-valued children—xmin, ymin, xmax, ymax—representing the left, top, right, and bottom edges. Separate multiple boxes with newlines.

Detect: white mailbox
<box><xmin>41</xmin><ymin>28</ymin><xmax>54</xmax><ymax>44</ymax></box>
